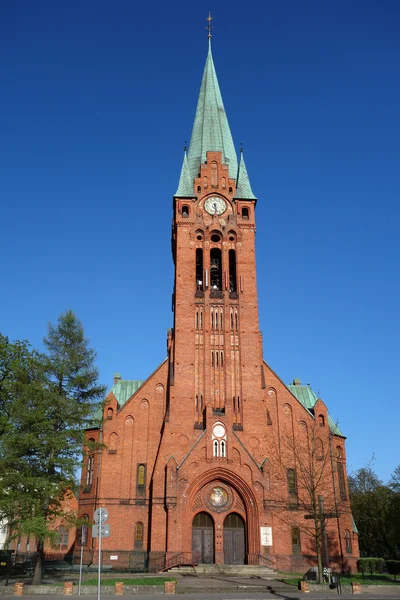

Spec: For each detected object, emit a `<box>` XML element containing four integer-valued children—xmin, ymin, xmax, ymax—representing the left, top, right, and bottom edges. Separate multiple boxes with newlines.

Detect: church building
<box><xmin>79</xmin><ymin>32</ymin><xmax>359</xmax><ymax>573</ymax></box>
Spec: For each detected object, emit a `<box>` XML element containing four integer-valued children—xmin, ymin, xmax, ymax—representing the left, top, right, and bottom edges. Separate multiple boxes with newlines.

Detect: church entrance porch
<box><xmin>192</xmin><ymin>512</ymin><xmax>214</xmax><ymax>564</ymax></box>
<box><xmin>223</xmin><ymin>513</ymin><xmax>245</xmax><ymax>564</ymax></box>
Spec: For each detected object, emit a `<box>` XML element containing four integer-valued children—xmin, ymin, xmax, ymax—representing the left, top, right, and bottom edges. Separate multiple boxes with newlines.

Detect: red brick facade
<box><xmin>78</xmin><ymin>50</ymin><xmax>359</xmax><ymax>573</ymax></box>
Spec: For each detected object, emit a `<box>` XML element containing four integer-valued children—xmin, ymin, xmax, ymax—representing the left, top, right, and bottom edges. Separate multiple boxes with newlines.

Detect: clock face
<box><xmin>204</xmin><ymin>196</ymin><xmax>227</xmax><ymax>215</ymax></box>
<box><xmin>213</xmin><ymin>424</ymin><xmax>225</xmax><ymax>438</ymax></box>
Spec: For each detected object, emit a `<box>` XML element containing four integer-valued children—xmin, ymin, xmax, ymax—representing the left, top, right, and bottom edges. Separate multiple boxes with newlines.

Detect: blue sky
<box><xmin>1</xmin><ymin>1</ymin><xmax>399</xmax><ymax>482</ymax></box>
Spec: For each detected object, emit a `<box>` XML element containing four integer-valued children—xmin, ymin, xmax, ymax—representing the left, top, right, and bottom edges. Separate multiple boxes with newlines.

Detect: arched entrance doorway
<box><xmin>192</xmin><ymin>512</ymin><xmax>214</xmax><ymax>564</ymax></box>
<box><xmin>224</xmin><ymin>513</ymin><xmax>245</xmax><ymax>564</ymax></box>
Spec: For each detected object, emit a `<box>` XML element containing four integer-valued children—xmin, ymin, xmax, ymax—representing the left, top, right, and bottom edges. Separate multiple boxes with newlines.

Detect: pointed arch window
<box><xmin>287</xmin><ymin>468</ymin><xmax>297</xmax><ymax>496</ymax></box>
<box><xmin>242</xmin><ymin>207</ymin><xmax>249</xmax><ymax>220</ymax></box>
<box><xmin>337</xmin><ymin>462</ymin><xmax>347</xmax><ymax>500</ymax></box>
<box><xmin>344</xmin><ymin>529</ymin><xmax>352</xmax><ymax>553</ymax></box>
<box><xmin>196</xmin><ymin>248</ymin><xmax>203</xmax><ymax>291</ymax></box>
<box><xmin>135</xmin><ymin>522</ymin><xmax>144</xmax><ymax>548</ymax></box>
<box><xmin>182</xmin><ymin>205</ymin><xmax>189</xmax><ymax>217</ymax></box>
<box><xmin>229</xmin><ymin>249</ymin><xmax>237</xmax><ymax>292</ymax></box>
<box><xmin>137</xmin><ymin>464</ymin><xmax>146</xmax><ymax>496</ymax></box>
<box><xmin>210</xmin><ymin>248</ymin><xmax>222</xmax><ymax>291</ymax></box>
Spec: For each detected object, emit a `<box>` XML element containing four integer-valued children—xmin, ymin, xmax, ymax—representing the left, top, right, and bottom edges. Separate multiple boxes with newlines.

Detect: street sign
<box><xmin>93</xmin><ymin>508</ymin><xmax>109</xmax><ymax>524</ymax></box>
<box><xmin>92</xmin><ymin>524</ymin><xmax>110</xmax><ymax>538</ymax></box>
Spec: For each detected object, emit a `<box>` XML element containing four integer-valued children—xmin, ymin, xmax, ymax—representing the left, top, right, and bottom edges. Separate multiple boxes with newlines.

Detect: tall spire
<box><xmin>186</xmin><ymin>28</ymin><xmax>238</xmax><ymax>181</ymax></box>
<box><xmin>235</xmin><ymin>150</ymin><xmax>257</xmax><ymax>200</ymax></box>
<box><xmin>175</xmin><ymin>149</ymin><xmax>194</xmax><ymax>197</ymax></box>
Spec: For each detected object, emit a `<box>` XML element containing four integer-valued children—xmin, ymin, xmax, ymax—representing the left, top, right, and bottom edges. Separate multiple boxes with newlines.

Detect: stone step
<box><xmin>168</xmin><ymin>563</ymin><xmax>276</xmax><ymax>576</ymax></box>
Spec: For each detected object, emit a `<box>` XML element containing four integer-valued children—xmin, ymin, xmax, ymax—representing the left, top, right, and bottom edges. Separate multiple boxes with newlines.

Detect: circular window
<box><xmin>197</xmin><ymin>234</ymin><xmax>203</xmax><ymax>240</ymax></box>
<box><xmin>211</xmin><ymin>233</ymin><xmax>221</xmax><ymax>242</ymax></box>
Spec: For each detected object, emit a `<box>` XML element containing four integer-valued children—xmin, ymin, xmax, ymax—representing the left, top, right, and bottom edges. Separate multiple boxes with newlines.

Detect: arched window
<box><xmin>220</xmin><ymin>440</ymin><xmax>226</xmax><ymax>457</ymax></box>
<box><xmin>318</xmin><ymin>414</ymin><xmax>325</xmax><ymax>427</ymax></box>
<box><xmin>54</xmin><ymin>526</ymin><xmax>69</xmax><ymax>549</ymax></box>
<box><xmin>210</xmin><ymin>248</ymin><xmax>222</xmax><ymax>291</ymax></box>
<box><xmin>242</xmin><ymin>207</ymin><xmax>249</xmax><ymax>220</ymax></box>
<box><xmin>107</xmin><ymin>407</ymin><xmax>113</xmax><ymax>420</ymax></box>
<box><xmin>182</xmin><ymin>205</ymin><xmax>189</xmax><ymax>217</ymax></box>
<box><xmin>336</xmin><ymin>446</ymin><xmax>342</xmax><ymax>458</ymax></box>
<box><xmin>344</xmin><ymin>529</ymin><xmax>352</xmax><ymax>553</ymax></box>
<box><xmin>337</xmin><ymin>462</ymin><xmax>347</xmax><ymax>500</ymax></box>
<box><xmin>197</xmin><ymin>185</ymin><xmax>201</xmax><ymax>192</ymax></box>
<box><xmin>196</xmin><ymin>248</ymin><xmax>203</xmax><ymax>290</ymax></box>
<box><xmin>135</xmin><ymin>522</ymin><xmax>144</xmax><ymax>548</ymax></box>
<box><xmin>292</xmin><ymin>527</ymin><xmax>300</xmax><ymax>549</ymax></box>
<box><xmin>86</xmin><ymin>437</ymin><xmax>95</xmax><ymax>487</ymax></box>
<box><xmin>287</xmin><ymin>469</ymin><xmax>297</xmax><ymax>495</ymax></box>
<box><xmin>315</xmin><ymin>438</ymin><xmax>323</xmax><ymax>460</ymax></box>
<box><xmin>213</xmin><ymin>440</ymin><xmax>219</xmax><ymax>457</ymax></box>
<box><xmin>137</xmin><ymin>464</ymin><xmax>146</xmax><ymax>495</ymax></box>
<box><xmin>229</xmin><ymin>250</ymin><xmax>237</xmax><ymax>292</ymax></box>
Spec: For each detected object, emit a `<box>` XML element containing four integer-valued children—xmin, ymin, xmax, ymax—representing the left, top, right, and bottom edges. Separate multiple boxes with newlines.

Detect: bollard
<box><xmin>298</xmin><ymin>581</ymin><xmax>310</xmax><ymax>593</ymax></box>
<box><xmin>164</xmin><ymin>581</ymin><xmax>176</xmax><ymax>594</ymax></box>
<box><xmin>352</xmin><ymin>582</ymin><xmax>361</xmax><ymax>594</ymax></box>
<box><xmin>64</xmin><ymin>582</ymin><xmax>73</xmax><ymax>595</ymax></box>
<box><xmin>14</xmin><ymin>583</ymin><xmax>24</xmax><ymax>596</ymax></box>
<box><xmin>115</xmin><ymin>582</ymin><xmax>124</xmax><ymax>596</ymax></box>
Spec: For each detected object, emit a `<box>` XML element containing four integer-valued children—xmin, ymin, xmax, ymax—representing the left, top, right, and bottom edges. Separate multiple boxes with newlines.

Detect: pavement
<box><xmin>1</xmin><ymin>573</ymin><xmax>400</xmax><ymax>599</ymax></box>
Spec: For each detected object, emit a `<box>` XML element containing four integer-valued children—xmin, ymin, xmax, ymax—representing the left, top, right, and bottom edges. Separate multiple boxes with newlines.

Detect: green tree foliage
<box><xmin>357</xmin><ymin>557</ymin><xmax>385</xmax><ymax>578</ymax></box>
<box><xmin>0</xmin><ymin>311</ymin><xmax>106</xmax><ymax>584</ymax></box>
<box><xmin>349</xmin><ymin>466</ymin><xmax>400</xmax><ymax>560</ymax></box>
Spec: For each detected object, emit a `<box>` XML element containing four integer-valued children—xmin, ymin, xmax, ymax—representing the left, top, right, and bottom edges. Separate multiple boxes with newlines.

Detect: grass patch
<box><xmin>280</xmin><ymin>573</ymin><xmax>400</xmax><ymax>587</ymax></box>
<box><xmin>83</xmin><ymin>577</ymin><xmax>176</xmax><ymax>586</ymax></box>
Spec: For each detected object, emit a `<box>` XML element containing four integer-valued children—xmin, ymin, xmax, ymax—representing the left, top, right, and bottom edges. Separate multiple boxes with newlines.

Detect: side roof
<box><xmin>287</xmin><ymin>380</ymin><xmax>345</xmax><ymax>437</ymax></box>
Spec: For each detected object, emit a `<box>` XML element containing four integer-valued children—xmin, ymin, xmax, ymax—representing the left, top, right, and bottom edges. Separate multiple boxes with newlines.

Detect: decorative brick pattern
<box><xmin>78</xmin><ymin>150</ymin><xmax>359</xmax><ymax>572</ymax></box>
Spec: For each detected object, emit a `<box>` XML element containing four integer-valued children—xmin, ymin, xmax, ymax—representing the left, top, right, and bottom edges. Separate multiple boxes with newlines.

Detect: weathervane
<box><xmin>206</xmin><ymin>12</ymin><xmax>213</xmax><ymax>39</ymax></box>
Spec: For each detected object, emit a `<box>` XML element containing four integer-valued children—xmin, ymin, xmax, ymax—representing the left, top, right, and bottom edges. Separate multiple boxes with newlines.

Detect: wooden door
<box><xmin>192</xmin><ymin>512</ymin><xmax>214</xmax><ymax>564</ymax></box>
<box><xmin>223</xmin><ymin>513</ymin><xmax>245</xmax><ymax>564</ymax></box>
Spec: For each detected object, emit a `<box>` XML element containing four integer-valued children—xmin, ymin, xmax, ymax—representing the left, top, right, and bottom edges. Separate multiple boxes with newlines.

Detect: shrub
<box><xmin>386</xmin><ymin>561</ymin><xmax>400</xmax><ymax>581</ymax></box>
<box><xmin>357</xmin><ymin>557</ymin><xmax>385</xmax><ymax>578</ymax></box>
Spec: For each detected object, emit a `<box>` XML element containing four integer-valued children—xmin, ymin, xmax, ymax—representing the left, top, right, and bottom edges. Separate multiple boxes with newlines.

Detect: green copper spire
<box><xmin>187</xmin><ymin>40</ymin><xmax>238</xmax><ymax>180</ymax></box>
<box><xmin>235</xmin><ymin>152</ymin><xmax>257</xmax><ymax>200</ymax></box>
<box><xmin>175</xmin><ymin>150</ymin><xmax>194</xmax><ymax>197</ymax></box>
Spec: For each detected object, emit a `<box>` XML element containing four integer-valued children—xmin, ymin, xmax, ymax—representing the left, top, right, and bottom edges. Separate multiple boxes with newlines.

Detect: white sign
<box><xmin>260</xmin><ymin>526</ymin><xmax>273</xmax><ymax>546</ymax></box>
<box><xmin>92</xmin><ymin>524</ymin><xmax>110</xmax><ymax>538</ymax></box>
<box><xmin>94</xmin><ymin>508</ymin><xmax>109</xmax><ymax>524</ymax></box>
<box><xmin>110</xmin><ymin>555</ymin><xmax>118</xmax><ymax>561</ymax></box>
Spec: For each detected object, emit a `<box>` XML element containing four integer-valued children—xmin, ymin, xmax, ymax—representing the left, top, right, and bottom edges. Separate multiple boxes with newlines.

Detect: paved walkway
<box><xmin>1</xmin><ymin>573</ymin><xmax>400</xmax><ymax>599</ymax></box>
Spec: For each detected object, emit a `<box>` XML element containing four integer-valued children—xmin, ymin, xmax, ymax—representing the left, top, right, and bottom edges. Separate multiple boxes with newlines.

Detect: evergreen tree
<box><xmin>0</xmin><ymin>312</ymin><xmax>106</xmax><ymax>584</ymax></box>
<box><xmin>348</xmin><ymin>467</ymin><xmax>398</xmax><ymax>559</ymax></box>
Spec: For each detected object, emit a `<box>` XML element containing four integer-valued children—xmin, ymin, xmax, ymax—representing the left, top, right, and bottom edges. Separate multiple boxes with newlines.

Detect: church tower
<box><xmin>79</xmin><ymin>28</ymin><xmax>358</xmax><ymax>573</ymax></box>
<box><xmin>171</xmin><ymin>39</ymin><xmax>260</xmax><ymax>437</ymax></box>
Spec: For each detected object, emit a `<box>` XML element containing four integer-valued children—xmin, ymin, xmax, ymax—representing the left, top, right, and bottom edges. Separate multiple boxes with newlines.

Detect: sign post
<box><xmin>93</xmin><ymin>508</ymin><xmax>109</xmax><ymax>600</ymax></box>
<box><xmin>78</xmin><ymin>525</ymin><xmax>87</xmax><ymax>596</ymax></box>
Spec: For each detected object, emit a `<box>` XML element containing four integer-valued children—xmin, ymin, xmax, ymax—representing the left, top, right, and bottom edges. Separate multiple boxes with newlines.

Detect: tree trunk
<box><xmin>316</xmin><ymin>538</ymin><xmax>323</xmax><ymax>584</ymax></box>
<box><xmin>32</xmin><ymin>540</ymin><xmax>44</xmax><ymax>585</ymax></box>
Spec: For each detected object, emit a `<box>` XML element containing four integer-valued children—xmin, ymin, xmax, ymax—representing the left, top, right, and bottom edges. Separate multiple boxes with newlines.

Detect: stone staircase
<box><xmin>168</xmin><ymin>563</ymin><xmax>276</xmax><ymax>577</ymax></box>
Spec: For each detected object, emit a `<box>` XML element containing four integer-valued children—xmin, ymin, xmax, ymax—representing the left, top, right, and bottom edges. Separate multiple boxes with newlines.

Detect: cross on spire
<box><xmin>206</xmin><ymin>12</ymin><xmax>213</xmax><ymax>39</ymax></box>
